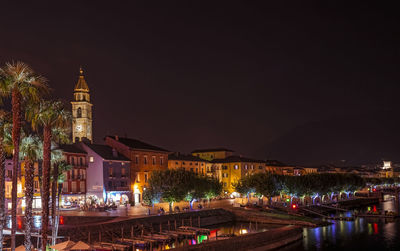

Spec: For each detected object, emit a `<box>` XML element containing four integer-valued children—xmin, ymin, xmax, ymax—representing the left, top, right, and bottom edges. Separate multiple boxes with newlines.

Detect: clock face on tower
<box><xmin>76</xmin><ymin>125</ymin><xmax>83</xmax><ymax>132</ymax></box>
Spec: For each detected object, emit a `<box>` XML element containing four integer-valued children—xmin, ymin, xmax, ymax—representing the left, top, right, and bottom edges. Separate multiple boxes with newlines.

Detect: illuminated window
<box><xmin>109</xmin><ymin>167</ymin><xmax>113</xmax><ymax>177</ymax></box>
<box><xmin>244</xmin><ymin>165</ymin><xmax>248</xmax><ymax>170</ymax></box>
<box><xmin>234</xmin><ymin>165</ymin><xmax>239</xmax><ymax>170</ymax></box>
<box><xmin>121</xmin><ymin>168</ymin><xmax>126</xmax><ymax>177</ymax></box>
<box><xmin>89</xmin><ymin>156</ymin><xmax>94</xmax><ymax>162</ymax></box>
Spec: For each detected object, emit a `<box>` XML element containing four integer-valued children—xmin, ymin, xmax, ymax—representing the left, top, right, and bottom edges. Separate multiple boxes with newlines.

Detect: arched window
<box><xmin>77</xmin><ymin>107</ymin><xmax>82</xmax><ymax>118</ymax></box>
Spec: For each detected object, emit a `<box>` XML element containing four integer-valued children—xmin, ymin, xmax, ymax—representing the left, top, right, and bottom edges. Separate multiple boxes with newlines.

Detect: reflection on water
<box><xmin>5</xmin><ymin>215</ymin><xmax>51</xmax><ymax>230</ymax></box>
<box><xmin>284</xmin><ymin>196</ymin><xmax>400</xmax><ymax>251</ymax></box>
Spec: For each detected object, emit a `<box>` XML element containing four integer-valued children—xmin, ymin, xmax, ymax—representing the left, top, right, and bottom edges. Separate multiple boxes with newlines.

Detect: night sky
<box><xmin>1</xmin><ymin>2</ymin><xmax>400</xmax><ymax>165</ymax></box>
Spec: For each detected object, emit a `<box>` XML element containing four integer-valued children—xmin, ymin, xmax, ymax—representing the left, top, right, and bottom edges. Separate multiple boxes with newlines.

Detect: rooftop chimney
<box><xmin>112</xmin><ymin>148</ymin><xmax>118</xmax><ymax>158</ymax></box>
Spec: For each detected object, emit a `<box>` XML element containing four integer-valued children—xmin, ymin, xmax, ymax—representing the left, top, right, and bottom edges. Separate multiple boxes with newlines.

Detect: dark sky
<box><xmin>1</xmin><ymin>1</ymin><xmax>400</xmax><ymax>165</ymax></box>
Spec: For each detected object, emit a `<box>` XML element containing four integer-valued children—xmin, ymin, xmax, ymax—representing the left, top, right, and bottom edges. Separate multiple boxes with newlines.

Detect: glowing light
<box><xmin>240</xmin><ymin>229</ymin><xmax>248</xmax><ymax>234</ymax></box>
<box><xmin>292</xmin><ymin>204</ymin><xmax>297</xmax><ymax>209</ymax></box>
<box><xmin>59</xmin><ymin>216</ymin><xmax>64</xmax><ymax>225</ymax></box>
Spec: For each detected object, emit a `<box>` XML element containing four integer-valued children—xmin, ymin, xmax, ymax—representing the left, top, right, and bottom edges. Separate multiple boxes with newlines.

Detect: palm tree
<box><xmin>0</xmin><ymin>61</ymin><xmax>48</xmax><ymax>250</ymax></box>
<box><xmin>51</xmin><ymin>127</ymin><xmax>71</xmax><ymax>245</ymax></box>
<box><xmin>20</xmin><ymin>135</ymin><xmax>41</xmax><ymax>251</ymax></box>
<box><xmin>0</xmin><ymin>110</ymin><xmax>12</xmax><ymax>250</ymax></box>
<box><xmin>27</xmin><ymin>100</ymin><xmax>69</xmax><ymax>250</ymax></box>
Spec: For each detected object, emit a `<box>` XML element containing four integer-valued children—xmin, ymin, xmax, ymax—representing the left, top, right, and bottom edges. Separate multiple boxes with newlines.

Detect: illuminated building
<box><xmin>79</xmin><ymin>142</ymin><xmax>131</xmax><ymax>204</ymax></box>
<box><xmin>59</xmin><ymin>144</ymin><xmax>88</xmax><ymax>204</ymax></box>
<box><xmin>211</xmin><ymin>155</ymin><xmax>266</xmax><ymax>194</ymax></box>
<box><xmin>105</xmin><ymin>136</ymin><xmax>170</xmax><ymax>204</ymax></box>
<box><xmin>71</xmin><ymin>67</ymin><xmax>93</xmax><ymax>143</ymax></box>
<box><xmin>168</xmin><ymin>153</ymin><xmax>208</xmax><ymax>176</ymax></box>
<box><xmin>191</xmin><ymin>148</ymin><xmax>234</xmax><ymax>161</ymax></box>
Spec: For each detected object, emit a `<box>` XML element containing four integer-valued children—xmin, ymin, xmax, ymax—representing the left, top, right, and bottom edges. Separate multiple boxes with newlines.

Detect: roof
<box><xmin>85</xmin><ymin>144</ymin><xmax>130</xmax><ymax>161</ymax></box>
<box><xmin>59</xmin><ymin>144</ymin><xmax>87</xmax><ymax>154</ymax></box>
<box><xmin>107</xmin><ymin>136</ymin><xmax>169</xmax><ymax>152</ymax></box>
<box><xmin>168</xmin><ymin>153</ymin><xmax>208</xmax><ymax>162</ymax></box>
<box><xmin>212</xmin><ymin>155</ymin><xmax>264</xmax><ymax>164</ymax></box>
<box><xmin>265</xmin><ymin>160</ymin><xmax>287</xmax><ymax>166</ymax></box>
<box><xmin>191</xmin><ymin>148</ymin><xmax>234</xmax><ymax>153</ymax></box>
<box><xmin>74</xmin><ymin>68</ymin><xmax>89</xmax><ymax>92</ymax></box>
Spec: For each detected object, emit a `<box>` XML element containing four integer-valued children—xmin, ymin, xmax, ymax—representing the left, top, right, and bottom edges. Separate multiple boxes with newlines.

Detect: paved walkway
<box><xmin>60</xmin><ymin>199</ymin><xmax>235</xmax><ymax>217</ymax></box>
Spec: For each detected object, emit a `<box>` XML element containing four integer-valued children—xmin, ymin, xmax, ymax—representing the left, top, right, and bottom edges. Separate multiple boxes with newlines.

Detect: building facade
<box><xmin>191</xmin><ymin>148</ymin><xmax>234</xmax><ymax>161</ymax></box>
<box><xmin>105</xmin><ymin>136</ymin><xmax>170</xmax><ymax>204</ymax></box>
<box><xmin>60</xmin><ymin>144</ymin><xmax>88</xmax><ymax>206</ymax></box>
<box><xmin>79</xmin><ymin>142</ymin><xmax>131</xmax><ymax>204</ymax></box>
<box><xmin>168</xmin><ymin>153</ymin><xmax>208</xmax><ymax>176</ymax></box>
<box><xmin>212</xmin><ymin>155</ymin><xmax>266</xmax><ymax>195</ymax></box>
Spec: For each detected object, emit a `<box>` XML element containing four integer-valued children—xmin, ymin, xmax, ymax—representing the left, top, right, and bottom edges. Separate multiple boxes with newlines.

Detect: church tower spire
<box><xmin>71</xmin><ymin>67</ymin><xmax>93</xmax><ymax>143</ymax></box>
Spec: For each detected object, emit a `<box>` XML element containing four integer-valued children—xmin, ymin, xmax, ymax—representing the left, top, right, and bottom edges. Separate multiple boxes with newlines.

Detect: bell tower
<box><xmin>71</xmin><ymin>67</ymin><xmax>93</xmax><ymax>143</ymax></box>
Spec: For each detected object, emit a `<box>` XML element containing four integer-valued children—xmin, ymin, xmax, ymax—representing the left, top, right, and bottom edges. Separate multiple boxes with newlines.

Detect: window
<box><xmin>108</xmin><ymin>181</ymin><xmax>112</xmax><ymax>187</ymax></box>
<box><xmin>190</xmin><ymin>162</ymin><xmax>192</xmax><ymax>166</ymax></box>
<box><xmin>135</xmin><ymin>155</ymin><xmax>139</xmax><ymax>164</ymax></box>
<box><xmin>144</xmin><ymin>156</ymin><xmax>148</xmax><ymax>165</ymax></box>
<box><xmin>63</xmin><ymin>182</ymin><xmax>68</xmax><ymax>193</ymax></box>
<box><xmin>250</xmin><ymin>165</ymin><xmax>254</xmax><ymax>170</ymax></box>
<box><xmin>160</xmin><ymin>157</ymin><xmax>164</xmax><ymax>165</ymax></box>
<box><xmin>144</xmin><ymin>173</ymin><xmax>148</xmax><ymax>182</ymax></box>
<box><xmin>34</xmin><ymin>181</ymin><xmax>39</xmax><ymax>190</ymax></box>
<box><xmin>211</xmin><ymin>155</ymin><xmax>214</xmax><ymax>159</ymax></box>
<box><xmin>152</xmin><ymin>156</ymin><xmax>156</xmax><ymax>165</ymax></box>
<box><xmin>175</xmin><ymin>162</ymin><xmax>178</xmax><ymax>165</ymax></box>
<box><xmin>244</xmin><ymin>165</ymin><xmax>248</xmax><ymax>170</ymax></box>
<box><xmin>182</xmin><ymin>162</ymin><xmax>186</xmax><ymax>165</ymax></box>
<box><xmin>190</xmin><ymin>168</ymin><xmax>194</xmax><ymax>172</ymax></box>
<box><xmin>222</xmin><ymin>166</ymin><xmax>228</xmax><ymax>170</ymax></box>
<box><xmin>223</xmin><ymin>173</ymin><xmax>228</xmax><ymax>178</ymax></box>
<box><xmin>109</xmin><ymin>167</ymin><xmax>113</xmax><ymax>177</ymax></box>
<box><xmin>224</xmin><ymin>182</ymin><xmax>227</xmax><ymax>187</ymax></box>
<box><xmin>195</xmin><ymin>163</ymin><xmax>198</xmax><ymax>166</ymax></box>
<box><xmin>71</xmin><ymin>157</ymin><xmax>75</xmax><ymax>165</ymax></box>
<box><xmin>81</xmin><ymin>157</ymin><xmax>85</xmax><ymax>165</ymax></box>
<box><xmin>80</xmin><ymin>182</ymin><xmax>85</xmax><ymax>192</ymax></box>
<box><xmin>89</xmin><ymin>156</ymin><xmax>94</xmax><ymax>162</ymax></box>
<box><xmin>121</xmin><ymin>181</ymin><xmax>126</xmax><ymax>187</ymax></box>
<box><xmin>196</xmin><ymin>168</ymin><xmax>198</xmax><ymax>173</ymax></box>
<box><xmin>136</xmin><ymin>174</ymin><xmax>140</xmax><ymax>182</ymax></box>
<box><xmin>71</xmin><ymin>182</ymin><xmax>77</xmax><ymax>193</ymax></box>
<box><xmin>259</xmin><ymin>166</ymin><xmax>263</xmax><ymax>169</ymax></box>
<box><xmin>121</xmin><ymin>168</ymin><xmax>126</xmax><ymax>177</ymax></box>
<box><xmin>77</xmin><ymin>107</ymin><xmax>82</xmax><ymax>118</ymax></box>
<box><xmin>234</xmin><ymin>165</ymin><xmax>239</xmax><ymax>170</ymax></box>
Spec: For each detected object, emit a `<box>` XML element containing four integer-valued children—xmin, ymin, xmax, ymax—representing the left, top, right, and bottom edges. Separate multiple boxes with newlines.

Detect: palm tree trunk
<box><xmin>11</xmin><ymin>89</ymin><xmax>22</xmax><ymax>251</ymax></box>
<box><xmin>0</xmin><ymin>137</ymin><xmax>6</xmax><ymax>250</ymax></box>
<box><xmin>24</xmin><ymin>159</ymin><xmax>34</xmax><ymax>251</ymax></box>
<box><xmin>51</xmin><ymin>163</ymin><xmax>58</xmax><ymax>245</ymax></box>
<box><xmin>41</xmin><ymin>125</ymin><xmax>52</xmax><ymax>250</ymax></box>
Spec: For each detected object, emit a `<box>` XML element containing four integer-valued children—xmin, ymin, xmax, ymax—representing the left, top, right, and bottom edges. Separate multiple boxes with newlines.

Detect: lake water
<box><xmin>283</xmin><ymin>196</ymin><xmax>400</xmax><ymax>251</ymax></box>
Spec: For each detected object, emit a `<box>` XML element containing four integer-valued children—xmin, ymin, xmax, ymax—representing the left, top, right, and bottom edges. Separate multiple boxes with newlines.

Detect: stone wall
<box><xmin>172</xmin><ymin>225</ymin><xmax>303</xmax><ymax>251</ymax></box>
<box><xmin>58</xmin><ymin>209</ymin><xmax>234</xmax><ymax>242</ymax></box>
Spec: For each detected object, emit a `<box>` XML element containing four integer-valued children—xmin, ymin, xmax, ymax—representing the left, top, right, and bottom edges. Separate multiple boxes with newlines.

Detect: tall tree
<box><xmin>0</xmin><ymin>62</ymin><xmax>47</xmax><ymax>250</ymax></box>
<box><xmin>50</xmin><ymin>127</ymin><xmax>71</xmax><ymax>246</ymax></box>
<box><xmin>27</xmin><ymin>100</ymin><xmax>69</xmax><ymax>250</ymax></box>
<box><xmin>0</xmin><ymin>110</ymin><xmax>12</xmax><ymax>250</ymax></box>
<box><xmin>20</xmin><ymin>135</ymin><xmax>41</xmax><ymax>251</ymax></box>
